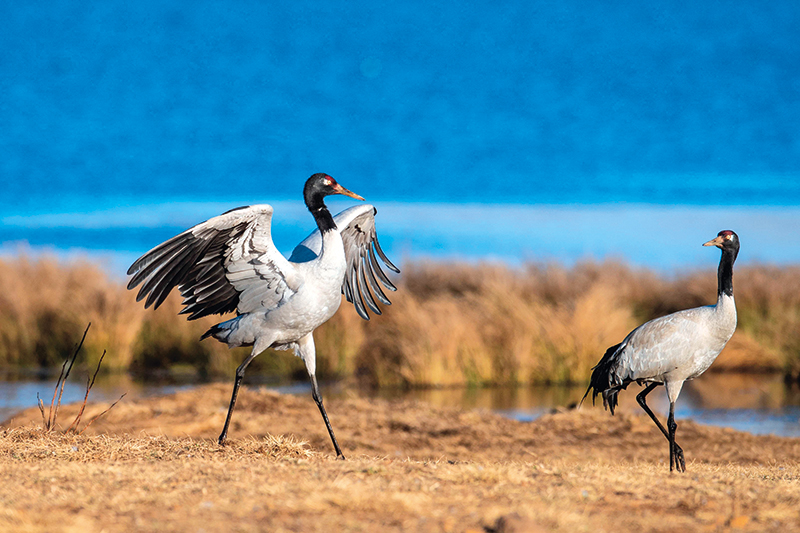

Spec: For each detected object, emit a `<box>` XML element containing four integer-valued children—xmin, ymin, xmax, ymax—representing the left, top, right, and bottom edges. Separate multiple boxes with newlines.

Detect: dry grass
<box><xmin>2</xmin><ymin>385</ymin><xmax>800</xmax><ymax>532</ymax></box>
<box><xmin>1</xmin><ymin>255</ymin><xmax>799</xmax><ymax>386</ymax></box>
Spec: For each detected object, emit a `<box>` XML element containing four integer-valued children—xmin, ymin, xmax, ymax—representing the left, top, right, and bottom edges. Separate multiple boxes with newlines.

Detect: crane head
<box><xmin>305</xmin><ymin>173</ymin><xmax>364</xmax><ymax>202</ymax></box>
<box><xmin>703</xmin><ymin>230</ymin><xmax>739</xmax><ymax>250</ymax></box>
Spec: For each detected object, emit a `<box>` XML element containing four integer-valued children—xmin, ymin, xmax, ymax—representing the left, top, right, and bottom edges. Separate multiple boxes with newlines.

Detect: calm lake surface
<box><xmin>2</xmin><ymin>373</ymin><xmax>799</xmax><ymax>437</ymax></box>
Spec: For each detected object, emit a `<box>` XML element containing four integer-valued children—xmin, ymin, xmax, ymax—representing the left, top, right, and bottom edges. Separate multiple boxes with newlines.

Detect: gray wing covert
<box><xmin>127</xmin><ymin>204</ymin><xmax>300</xmax><ymax>320</ymax></box>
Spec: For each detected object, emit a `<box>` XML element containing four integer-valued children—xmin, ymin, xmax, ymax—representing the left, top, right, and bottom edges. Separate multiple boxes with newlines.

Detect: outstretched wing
<box><xmin>127</xmin><ymin>204</ymin><xmax>301</xmax><ymax>320</ymax></box>
<box><xmin>289</xmin><ymin>204</ymin><xmax>399</xmax><ymax>320</ymax></box>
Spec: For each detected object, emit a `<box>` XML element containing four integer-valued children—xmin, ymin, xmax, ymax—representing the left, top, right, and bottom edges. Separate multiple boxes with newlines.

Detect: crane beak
<box><xmin>703</xmin><ymin>236</ymin><xmax>724</xmax><ymax>248</ymax></box>
<box><xmin>333</xmin><ymin>183</ymin><xmax>365</xmax><ymax>201</ymax></box>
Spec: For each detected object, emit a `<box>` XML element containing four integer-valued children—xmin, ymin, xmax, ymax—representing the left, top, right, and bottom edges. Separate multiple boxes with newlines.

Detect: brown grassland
<box><xmin>1</xmin><ymin>256</ymin><xmax>799</xmax><ymax>385</ymax></box>
<box><xmin>2</xmin><ymin>255</ymin><xmax>800</xmax><ymax>531</ymax></box>
<box><xmin>3</xmin><ymin>385</ymin><xmax>800</xmax><ymax>532</ymax></box>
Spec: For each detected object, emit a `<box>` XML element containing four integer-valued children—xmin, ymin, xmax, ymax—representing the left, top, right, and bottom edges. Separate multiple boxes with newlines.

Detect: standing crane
<box><xmin>582</xmin><ymin>230</ymin><xmax>739</xmax><ymax>472</ymax></box>
<box><xmin>127</xmin><ymin>173</ymin><xmax>399</xmax><ymax>459</ymax></box>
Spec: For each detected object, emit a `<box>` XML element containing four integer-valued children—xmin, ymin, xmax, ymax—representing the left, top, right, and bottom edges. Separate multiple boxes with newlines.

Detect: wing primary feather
<box><xmin>190</xmin><ymin>269</ymin><xmax>233</xmax><ymax>295</ymax></box>
<box><xmin>193</xmin><ymin>279</ymin><xmax>235</xmax><ymax>303</ymax></box>
<box><xmin>126</xmin><ymin>233</ymin><xmax>189</xmax><ymax>278</ymax></box>
<box><xmin>174</xmin><ymin>222</ymin><xmax>251</xmax><ymax>318</ymax></box>
<box><xmin>155</xmin><ymin>243</ymin><xmax>210</xmax><ymax>294</ymax></box>
<box><xmin>145</xmin><ymin>243</ymin><xmax>209</xmax><ymax>309</ymax></box>
<box><xmin>373</xmin><ymin>238</ymin><xmax>400</xmax><ymax>273</ymax></box>
<box><xmin>363</xmin><ymin>252</ymin><xmax>392</xmax><ymax>305</ymax></box>
<box><xmin>342</xmin><ymin>259</ymin><xmax>356</xmax><ymax>302</ymax></box>
<box><xmin>183</xmin><ymin>296</ymin><xmax>238</xmax><ymax>320</ymax></box>
<box><xmin>138</xmin><ymin>248</ymin><xmax>186</xmax><ymax>306</ymax></box>
<box><xmin>342</xmin><ymin>275</ymin><xmax>354</xmax><ymax>302</ymax></box>
<box><xmin>368</xmin><ymin>246</ymin><xmax>397</xmax><ymax>292</ymax></box>
<box><xmin>194</xmin><ymin>289</ymin><xmax>237</xmax><ymax>309</ymax></box>
<box><xmin>193</xmin><ymin>259</ymin><xmax>219</xmax><ymax>279</ymax></box>
<box><xmin>140</xmin><ymin>237</ymin><xmax>213</xmax><ymax>308</ymax></box>
<box><xmin>127</xmin><ymin>235</ymin><xmax>190</xmax><ymax>290</ymax></box>
<box><xmin>357</xmin><ymin>257</ymin><xmax>382</xmax><ymax>315</ymax></box>
<box><xmin>187</xmin><ymin>304</ymin><xmax>222</xmax><ymax>321</ymax></box>
<box><xmin>137</xmin><ymin>245</ymin><xmax>190</xmax><ymax>305</ymax></box>
<box><xmin>349</xmin><ymin>268</ymin><xmax>369</xmax><ymax>320</ymax></box>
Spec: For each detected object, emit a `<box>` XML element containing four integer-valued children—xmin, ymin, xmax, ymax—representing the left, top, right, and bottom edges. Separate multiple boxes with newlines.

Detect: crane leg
<box><xmin>636</xmin><ymin>383</ymin><xmax>685</xmax><ymax>472</ymax></box>
<box><xmin>296</xmin><ymin>333</ymin><xmax>345</xmax><ymax>459</ymax></box>
<box><xmin>310</xmin><ymin>374</ymin><xmax>345</xmax><ymax>460</ymax></box>
<box><xmin>218</xmin><ymin>351</ymin><xmax>260</xmax><ymax>446</ymax></box>
<box><xmin>667</xmin><ymin>401</ymin><xmax>684</xmax><ymax>472</ymax></box>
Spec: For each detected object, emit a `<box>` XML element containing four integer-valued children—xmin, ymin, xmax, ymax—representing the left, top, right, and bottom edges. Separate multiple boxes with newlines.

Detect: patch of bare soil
<box><xmin>2</xmin><ymin>384</ymin><xmax>800</xmax><ymax>532</ymax></box>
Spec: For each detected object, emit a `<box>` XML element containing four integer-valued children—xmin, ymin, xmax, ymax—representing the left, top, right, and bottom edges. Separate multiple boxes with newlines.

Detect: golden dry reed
<box><xmin>0</xmin><ymin>255</ymin><xmax>798</xmax><ymax>387</ymax></box>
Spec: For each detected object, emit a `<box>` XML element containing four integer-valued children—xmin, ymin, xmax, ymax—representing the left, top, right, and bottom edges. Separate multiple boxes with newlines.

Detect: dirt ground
<box><xmin>2</xmin><ymin>384</ymin><xmax>800</xmax><ymax>532</ymax></box>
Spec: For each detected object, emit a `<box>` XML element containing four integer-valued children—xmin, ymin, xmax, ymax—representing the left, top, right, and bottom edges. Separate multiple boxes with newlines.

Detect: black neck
<box><xmin>306</xmin><ymin>194</ymin><xmax>336</xmax><ymax>233</ymax></box>
<box><xmin>717</xmin><ymin>247</ymin><xmax>737</xmax><ymax>297</ymax></box>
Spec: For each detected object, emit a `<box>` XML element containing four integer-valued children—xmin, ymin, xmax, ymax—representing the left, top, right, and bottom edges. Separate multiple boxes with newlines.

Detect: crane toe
<box><xmin>671</xmin><ymin>443</ymin><xmax>686</xmax><ymax>472</ymax></box>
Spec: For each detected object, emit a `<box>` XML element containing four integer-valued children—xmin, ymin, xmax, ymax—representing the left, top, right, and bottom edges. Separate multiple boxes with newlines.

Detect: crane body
<box><xmin>583</xmin><ymin>230</ymin><xmax>740</xmax><ymax>471</ymax></box>
<box><xmin>127</xmin><ymin>174</ymin><xmax>399</xmax><ymax>459</ymax></box>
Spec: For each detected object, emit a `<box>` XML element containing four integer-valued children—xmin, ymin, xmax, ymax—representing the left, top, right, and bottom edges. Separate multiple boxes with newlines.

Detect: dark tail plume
<box><xmin>580</xmin><ymin>342</ymin><xmax>623</xmax><ymax>415</ymax></box>
<box><xmin>200</xmin><ymin>323</ymin><xmax>223</xmax><ymax>341</ymax></box>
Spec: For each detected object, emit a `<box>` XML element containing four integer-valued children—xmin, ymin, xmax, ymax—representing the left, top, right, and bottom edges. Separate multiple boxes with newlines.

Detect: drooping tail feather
<box><xmin>199</xmin><ymin>315</ymin><xmax>253</xmax><ymax>348</ymax></box>
<box><xmin>200</xmin><ymin>323</ymin><xmax>223</xmax><ymax>341</ymax></box>
<box><xmin>580</xmin><ymin>342</ymin><xmax>623</xmax><ymax>415</ymax></box>
<box><xmin>200</xmin><ymin>315</ymin><xmax>238</xmax><ymax>342</ymax></box>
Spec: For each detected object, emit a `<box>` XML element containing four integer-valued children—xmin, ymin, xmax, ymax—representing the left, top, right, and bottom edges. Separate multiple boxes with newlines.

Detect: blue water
<box><xmin>2</xmin><ymin>1</ymin><xmax>800</xmax><ymax>268</ymax></box>
<box><xmin>3</xmin><ymin>374</ymin><xmax>800</xmax><ymax>437</ymax></box>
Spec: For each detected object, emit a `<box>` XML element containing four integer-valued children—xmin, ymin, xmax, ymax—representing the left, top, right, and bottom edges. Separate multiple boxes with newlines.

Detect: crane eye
<box><xmin>324</xmin><ymin>178</ymin><xmax>333</xmax><ymax>186</ymax></box>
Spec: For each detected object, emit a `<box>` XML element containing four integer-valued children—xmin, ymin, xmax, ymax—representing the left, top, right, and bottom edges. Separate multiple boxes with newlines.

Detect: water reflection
<box><xmin>361</xmin><ymin>373</ymin><xmax>800</xmax><ymax>437</ymax></box>
<box><xmin>0</xmin><ymin>374</ymin><xmax>191</xmax><ymax>422</ymax></box>
<box><xmin>2</xmin><ymin>373</ymin><xmax>799</xmax><ymax>437</ymax></box>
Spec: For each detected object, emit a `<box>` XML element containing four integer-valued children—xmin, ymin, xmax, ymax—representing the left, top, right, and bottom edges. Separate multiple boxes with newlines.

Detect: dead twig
<box><xmin>66</xmin><ymin>349</ymin><xmax>106</xmax><ymax>433</ymax></box>
<box><xmin>46</xmin><ymin>358</ymin><xmax>69</xmax><ymax>429</ymax></box>
<box><xmin>36</xmin><ymin>393</ymin><xmax>46</xmax><ymax>426</ymax></box>
<box><xmin>39</xmin><ymin>323</ymin><xmax>125</xmax><ymax>434</ymax></box>
<box><xmin>77</xmin><ymin>393</ymin><xmax>127</xmax><ymax>436</ymax></box>
<box><xmin>43</xmin><ymin>323</ymin><xmax>91</xmax><ymax>431</ymax></box>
